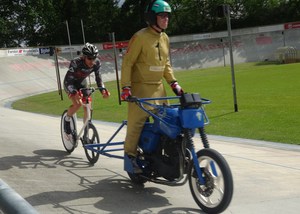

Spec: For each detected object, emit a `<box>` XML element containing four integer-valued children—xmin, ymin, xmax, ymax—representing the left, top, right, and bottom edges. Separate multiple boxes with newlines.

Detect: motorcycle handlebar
<box><xmin>124</xmin><ymin>94</ymin><xmax>211</xmax><ymax>106</ymax></box>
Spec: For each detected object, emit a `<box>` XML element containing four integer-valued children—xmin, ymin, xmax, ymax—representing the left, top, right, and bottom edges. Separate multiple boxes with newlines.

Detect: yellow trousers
<box><xmin>124</xmin><ymin>82</ymin><xmax>168</xmax><ymax>156</ymax></box>
<box><xmin>124</xmin><ymin>102</ymin><xmax>150</xmax><ymax>156</ymax></box>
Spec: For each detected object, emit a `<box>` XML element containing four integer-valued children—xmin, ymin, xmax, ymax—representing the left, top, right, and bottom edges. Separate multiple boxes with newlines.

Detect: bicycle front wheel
<box><xmin>82</xmin><ymin>122</ymin><xmax>100</xmax><ymax>164</ymax></box>
<box><xmin>60</xmin><ymin>110</ymin><xmax>76</xmax><ymax>153</ymax></box>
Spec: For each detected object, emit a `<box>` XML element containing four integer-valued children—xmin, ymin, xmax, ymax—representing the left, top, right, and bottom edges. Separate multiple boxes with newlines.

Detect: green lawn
<box><xmin>12</xmin><ymin>62</ymin><xmax>300</xmax><ymax>145</ymax></box>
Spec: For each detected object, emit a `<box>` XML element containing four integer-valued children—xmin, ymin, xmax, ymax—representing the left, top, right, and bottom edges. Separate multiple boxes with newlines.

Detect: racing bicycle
<box><xmin>60</xmin><ymin>87</ymin><xmax>100</xmax><ymax>164</ymax></box>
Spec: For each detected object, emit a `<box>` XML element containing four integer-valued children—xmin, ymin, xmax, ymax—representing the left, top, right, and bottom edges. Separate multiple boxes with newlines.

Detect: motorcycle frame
<box><xmin>84</xmin><ymin>95</ymin><xmax>213</xmax><ymax>184</ymax></box>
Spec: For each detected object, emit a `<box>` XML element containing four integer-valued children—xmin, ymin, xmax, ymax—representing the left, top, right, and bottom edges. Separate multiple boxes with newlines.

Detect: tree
<box><xmin>61</xmin><ymin>0</ymin><xmax>120</xmax><ymax>44</ymax></box>
<box><xmin>0</xmin><ymin>0</ymin><xmax>26</xmax><ymax>47</ymax></box>
<box><xmin>168</xmin><ymin>0</ymin><xmax>239</xmax><ymax>35</ymax></box>
<box><xmin>115</xmin><ymin>0</ymin><xmax>148</xmax><ymax>41</ymax></box>
<box><xmin>1</xmin><ymin>0</ymin><xmax>300</xmax><ymax>48</ymax></box>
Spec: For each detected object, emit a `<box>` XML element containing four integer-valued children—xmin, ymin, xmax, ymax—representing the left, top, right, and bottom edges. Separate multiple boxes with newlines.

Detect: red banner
<box><xmin>256</xmin><ymin>36</ymin><xmax>272</xmax><ymax>45</ymax></box>
<box><xmin>284</xmin><ymin>22</ymin><xmax>300</xmax><ymax>29</ymax></box>
<box><xmin>102</xmin><ymin>41</ymin><xmax>129</xmax><ymax>50</ymax></box>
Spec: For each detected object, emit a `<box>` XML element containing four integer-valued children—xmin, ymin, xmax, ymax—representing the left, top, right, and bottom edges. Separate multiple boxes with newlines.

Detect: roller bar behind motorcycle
<box><xmin>84</xmin><ymin>93</ymin><xmax>233</xmax><ymax>213</ymax></box>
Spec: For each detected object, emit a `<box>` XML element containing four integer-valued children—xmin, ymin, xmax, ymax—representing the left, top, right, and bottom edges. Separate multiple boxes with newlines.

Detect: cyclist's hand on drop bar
<box><xmin>100</xmin><ymin>88</ymin><xmax>110</xmax><ymax>98</ymax></box>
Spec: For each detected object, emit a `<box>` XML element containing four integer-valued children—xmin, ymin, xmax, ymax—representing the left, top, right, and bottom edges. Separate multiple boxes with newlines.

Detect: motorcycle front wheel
<box><xmin>188</xmin><ymin>148</ymin><xmax>233</xmax><ymax>214</ymax></box>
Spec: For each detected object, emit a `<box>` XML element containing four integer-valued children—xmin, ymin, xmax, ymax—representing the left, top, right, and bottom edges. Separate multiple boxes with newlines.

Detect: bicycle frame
<box><xmin>73</xmin><ymin>102</ymin><xmax>92</xmax><ymax>143</ymax></box>
<box><xmin>69</xmin><ymin>89</ymin><xmax>96</xmax><ymax>147</ymax></box>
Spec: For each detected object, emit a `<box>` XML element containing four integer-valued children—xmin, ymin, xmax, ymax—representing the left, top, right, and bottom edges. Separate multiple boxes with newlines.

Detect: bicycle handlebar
<box><xmin>79</xmin><ymin>87</ymin><xmax>105</xmax><ymax>97</ymax></box>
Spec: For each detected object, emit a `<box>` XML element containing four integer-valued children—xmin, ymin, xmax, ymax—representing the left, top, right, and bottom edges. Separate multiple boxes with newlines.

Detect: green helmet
<box><xmin>144</xmin><ymin>0</ymin><xmax>171</xmax><ymax>26</ymax></box>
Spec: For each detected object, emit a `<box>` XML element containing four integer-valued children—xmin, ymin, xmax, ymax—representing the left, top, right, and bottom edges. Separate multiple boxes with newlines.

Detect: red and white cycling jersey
<box><xmin>63</xmin><ymin>57</ymin><xmax>105</xmax><ymax>95</ymax></box>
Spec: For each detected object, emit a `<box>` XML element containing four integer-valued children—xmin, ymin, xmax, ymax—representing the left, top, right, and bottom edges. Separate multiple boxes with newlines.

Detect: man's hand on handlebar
<box><xmin>121</xmin><ymin>86</ymin><xmax>132</xmax><ymax>101</ymax></box>
<box><xmin>170</xmin><ymin>81</ymin><xmax>184</xmax><ymax>96</ymax></box>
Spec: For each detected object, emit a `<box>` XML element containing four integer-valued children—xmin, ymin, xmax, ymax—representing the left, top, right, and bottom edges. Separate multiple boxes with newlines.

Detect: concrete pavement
<box><xmin>0</xmin><ymin>104</ymin><xmax>299</xmax><ymax>213</ymax></box>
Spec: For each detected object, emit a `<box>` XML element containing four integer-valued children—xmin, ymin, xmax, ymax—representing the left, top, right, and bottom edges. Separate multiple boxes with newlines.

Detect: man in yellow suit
<box><xmin>120</xmin><ymin>0</ymin><xmax>183</xmax><ymax>173</ymax></box>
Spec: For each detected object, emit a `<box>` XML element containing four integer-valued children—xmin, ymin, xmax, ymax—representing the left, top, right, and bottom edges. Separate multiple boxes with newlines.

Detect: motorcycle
<box><xmin>84</xmin><ymin>92</ymin><xmax>233</xmax><ymax>213</ymax></box>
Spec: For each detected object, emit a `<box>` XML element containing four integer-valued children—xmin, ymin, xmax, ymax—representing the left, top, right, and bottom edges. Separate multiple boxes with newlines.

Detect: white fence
<box><xmin>1</xmin><ymin>21</ymin><xmax>300</xmax><ymax>76</ymax></box>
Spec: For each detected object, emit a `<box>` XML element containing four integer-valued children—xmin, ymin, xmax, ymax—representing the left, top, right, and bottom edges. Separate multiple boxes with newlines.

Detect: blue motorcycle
<box><xmin>83</xmin><ymin>92</ymin><xmax>233</xmax><ymax>214</ymax></box>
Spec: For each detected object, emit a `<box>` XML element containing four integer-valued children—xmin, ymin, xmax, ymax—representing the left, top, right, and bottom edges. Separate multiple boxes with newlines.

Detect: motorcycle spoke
<box><xmin>191</xmin><ymin>155</ymin><xmax>227</xmax><ymax>208</ymax></box>
<box><xmin>213</xmin><ymin>175</ymin><xmax>224</xmax><ymax>194</ymax></box>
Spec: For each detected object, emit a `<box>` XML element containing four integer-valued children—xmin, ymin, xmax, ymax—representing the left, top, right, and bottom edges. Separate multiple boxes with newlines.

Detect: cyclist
<box><xmin>63</xmin><ymin>42</ymin><xmax>110</xmax><ymax>134</ymax></box>
<box><xmin>120</xmin><ymin>0</ymin><xmax>183</xmax><ymax>173</ymax></box>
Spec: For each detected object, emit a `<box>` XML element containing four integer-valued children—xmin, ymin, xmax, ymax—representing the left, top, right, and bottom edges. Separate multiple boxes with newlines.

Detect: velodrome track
<box><xmin>0</xmin><ymin>56</ymin><xmax>299</xmax><ymax>213</ymax></box>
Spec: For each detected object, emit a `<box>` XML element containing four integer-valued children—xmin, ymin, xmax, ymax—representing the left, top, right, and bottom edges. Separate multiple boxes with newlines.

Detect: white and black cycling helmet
<box><xmin>82</xmin><ymin>42</ymin><xmax>98</xmax><ymax>58</ymax></box>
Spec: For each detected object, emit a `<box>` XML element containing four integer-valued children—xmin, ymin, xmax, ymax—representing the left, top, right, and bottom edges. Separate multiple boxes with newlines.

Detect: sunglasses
<box><xmin>157</xmin><ymin>13</ymin><xmax>169</xmax><ymax>19</ymax></box>
<box><xmin>86</xmin><ymin>56</ymin><xmax>96</xmax><ymax>60</ymax></box>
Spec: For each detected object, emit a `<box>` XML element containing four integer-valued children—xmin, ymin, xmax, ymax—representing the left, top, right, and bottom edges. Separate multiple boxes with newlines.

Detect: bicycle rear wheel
<box><xmin>60</xmin><ymin>110</ymin><xmax>76</xmax><ymax>153</ymax></box>
<box><xmin>82</xmin><ymin>122</ymin><xmax>100</xmax><ymax>164</ymax></box>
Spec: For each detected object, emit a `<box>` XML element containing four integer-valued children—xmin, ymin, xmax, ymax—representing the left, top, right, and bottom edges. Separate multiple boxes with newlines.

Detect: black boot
<box><xmin>128</xmin><ymin>155</ymin><xmax>143</xmax><ymax>174</ymax></box>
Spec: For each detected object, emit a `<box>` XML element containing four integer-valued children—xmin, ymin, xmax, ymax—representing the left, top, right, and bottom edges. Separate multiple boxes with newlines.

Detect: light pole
<box><xmin>65</xmin><ymin>20</ymin><xmax>73</xmax><ymax>58</ymax></box>
<box><xmin>110</xmin><ymin>32</ymin><xmax>121</xmax><ymax>105</ymax></box>
<box><xmin>222</xmin><ymin>4</ymin><xmax>238</xmax><ymax>112</ymax></box>
<box><xmin>81</xmin><ymin>19</ymin><xmax>86</xmax><ymax>44</ymax></box>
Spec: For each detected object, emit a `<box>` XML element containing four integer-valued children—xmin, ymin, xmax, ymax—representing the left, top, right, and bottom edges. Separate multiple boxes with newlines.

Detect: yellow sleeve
<box><xmin>163</xmin><ymin>36</ymin><xmax>177</xmax><ymax>84</ymax></box>
<box><xmin>121</xmin><ymin>34</ymin><xmax>143</xmax><ymax>88</ymax></box>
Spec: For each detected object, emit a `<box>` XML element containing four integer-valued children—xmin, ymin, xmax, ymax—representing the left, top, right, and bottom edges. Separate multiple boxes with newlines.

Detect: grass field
<box><xmin>12</xmin><ymin>62</ymin><xmax>300</xmax><ymax>145</ymax></box>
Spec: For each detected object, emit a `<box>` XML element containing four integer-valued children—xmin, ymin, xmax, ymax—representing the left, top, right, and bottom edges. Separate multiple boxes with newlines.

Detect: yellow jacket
<box><xmin>121</xmin><ymin>27</ymin><xmax>176</xmax><ymax>93</ymax></box>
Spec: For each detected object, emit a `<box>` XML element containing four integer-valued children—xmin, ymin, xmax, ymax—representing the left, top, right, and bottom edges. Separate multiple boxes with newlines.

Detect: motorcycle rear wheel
<box><xmin>188</xmin><ymin>148</ymin><xmax>233</xmax><ymax>214</ymax></box>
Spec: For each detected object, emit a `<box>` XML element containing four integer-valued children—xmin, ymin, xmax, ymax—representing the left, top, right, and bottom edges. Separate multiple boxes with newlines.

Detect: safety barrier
<box><xmin>0</xmin><ymin>179</ymin><xmax>39</xmax><ymax>214</ymax></box>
